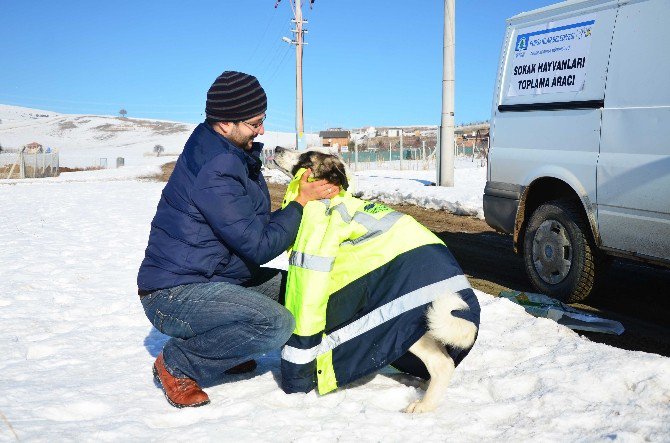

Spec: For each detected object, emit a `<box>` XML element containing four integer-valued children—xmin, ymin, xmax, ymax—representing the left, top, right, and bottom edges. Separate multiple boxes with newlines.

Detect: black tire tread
<box><xmin>523</xmin><ymin>199</ymin><xmax>596</xmax><ymax>303</ymax></box>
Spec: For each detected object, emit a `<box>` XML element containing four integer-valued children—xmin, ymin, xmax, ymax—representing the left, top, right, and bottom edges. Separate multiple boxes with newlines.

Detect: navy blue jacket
<box><xmin>137</xmin><ymin>123</ymin><xmax>303</xmax><ymax>291</ymax></box>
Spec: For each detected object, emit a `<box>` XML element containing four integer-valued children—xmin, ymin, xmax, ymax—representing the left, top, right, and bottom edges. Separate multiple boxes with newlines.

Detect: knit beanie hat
<box><xmin>205</xmin><ymin>71</ymin><xmax>267</xmax><ymax>122</ymax></box>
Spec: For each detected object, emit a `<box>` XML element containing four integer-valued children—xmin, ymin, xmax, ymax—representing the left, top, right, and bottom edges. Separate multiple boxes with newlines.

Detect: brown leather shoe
<box><xmin>224</xmin><ymin>359</ymin><xmax>257</xmax><ymax>375</ymax></box>
<box><xmin>153</xmin><ymin>353</ymin><xmax>210</xmax><ymax>408</ymax></box>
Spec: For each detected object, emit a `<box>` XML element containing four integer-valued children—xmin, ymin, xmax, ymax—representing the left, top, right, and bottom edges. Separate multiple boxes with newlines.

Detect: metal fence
<box><xmin>456</xmin><ymin>137</ymin><xmax>490</xmax><ymax>166</ymax></box>
<box><xmin>259</xmin><ymin>138</ymin><xmax>489</xmax><ymax>173</ymax></box>
<box><xmin>341</xmin><ymin>147</ymin><xmax>437</xmax><ymax>171</ymax></box>
<box><xmin>342</xmin><ymin>137</ymin><xmax>488</xmax><ymax>171</ymax></box>
<box><xmin>0</xmin><ymin>151</ymin><xmax>60</xmax><ymax>179</ymax></box>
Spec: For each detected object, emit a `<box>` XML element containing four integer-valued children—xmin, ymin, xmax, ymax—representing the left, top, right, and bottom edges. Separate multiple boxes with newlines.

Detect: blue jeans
<box><xmin>141</xmin><ymin>268</ymin><xmax>295</xmax><ymax>386</ymax></box>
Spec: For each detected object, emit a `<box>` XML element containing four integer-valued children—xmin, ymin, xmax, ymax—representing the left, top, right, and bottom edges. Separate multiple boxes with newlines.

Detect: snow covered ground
<box><xmin>265</xmin><ymin>159</ymin><xmax>485</xmax><ymax>219</ymax></box>
<box><xmin>1</xmin><ymin>106</ymin><xmax>669</xmax><ymax>441</ymax></box>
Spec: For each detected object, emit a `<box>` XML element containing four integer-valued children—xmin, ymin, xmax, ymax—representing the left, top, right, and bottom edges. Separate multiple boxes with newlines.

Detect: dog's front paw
<box><xmin>404</xmin><ymin>399</ymin><xmax>436</xmax><ymax>414</ymax></box>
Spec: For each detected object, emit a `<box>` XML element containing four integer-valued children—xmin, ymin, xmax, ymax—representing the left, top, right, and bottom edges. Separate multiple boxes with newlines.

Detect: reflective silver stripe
<box><xmin>288</xmin><ymin>250</ymin><xmax>335</xmax><ymax>272</ymax></box>
<box><xmin>341</xmin><ymin>211</ymin><xmax>404</xmax><ymax>246</ymax></box>
<box><xmin>281</xmin><ymin>275</ymin><xmax>471</xmax><ymax>364</ymax></box>
<box><xmin>327</xmin><ymin>203</ymin><xmax>352</xmax><ymax>223</ymax></box>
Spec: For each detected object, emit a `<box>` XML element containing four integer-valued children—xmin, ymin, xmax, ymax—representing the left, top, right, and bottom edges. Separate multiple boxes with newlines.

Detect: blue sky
<box><xmin>0</xmin><ymin>1</ymin><xmax>557</xmax><ymax>132</ymax></box>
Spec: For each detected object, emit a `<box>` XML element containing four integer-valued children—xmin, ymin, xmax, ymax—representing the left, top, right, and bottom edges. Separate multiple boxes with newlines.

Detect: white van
<box><xmin>484</xmin><ymin>0</ymin><xmax>670</xmax><ymax>302</ymax></box>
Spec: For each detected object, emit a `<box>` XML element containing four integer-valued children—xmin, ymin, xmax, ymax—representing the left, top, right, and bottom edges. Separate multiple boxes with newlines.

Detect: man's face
<box><xmin>225</xmin><ymin>114</ymin><xmax>266</xmax><ymax>151</ymax></box>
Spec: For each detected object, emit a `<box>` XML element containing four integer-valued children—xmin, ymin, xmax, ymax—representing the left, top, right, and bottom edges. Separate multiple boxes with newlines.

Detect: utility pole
<box><xmin>280</xmin><ymin>0</ymin><xmax>309</xmax><ymax>149</ymax></box>
<box><xmin>438</xmin><ymin>0</ymin><xmax>455</xmax><ymax>186</ymax></box>
<box><xmin>294</xmin><ymin>0</ymin><xmax>304</xmax><ymax>147</ymax></box>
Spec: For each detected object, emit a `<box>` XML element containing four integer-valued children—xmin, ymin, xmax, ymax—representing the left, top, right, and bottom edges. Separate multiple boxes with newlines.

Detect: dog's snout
<box><xmin>274</xmin><ymin>146</ymin><xmax>285</xmax><ymax>153</ymax></box>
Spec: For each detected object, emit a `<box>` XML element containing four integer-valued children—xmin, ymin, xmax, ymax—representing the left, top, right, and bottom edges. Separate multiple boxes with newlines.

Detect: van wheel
<box><xmin>523</xmin><ymin>200</ymin><xmax>596</xmax><ymax>303</ymax></box>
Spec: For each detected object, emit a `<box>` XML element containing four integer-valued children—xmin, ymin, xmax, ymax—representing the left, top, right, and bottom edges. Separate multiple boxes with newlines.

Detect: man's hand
<box><xmin>294</xmin><ymin>169</ymin><xmax>340</xmax><ymax>207</ymax></box>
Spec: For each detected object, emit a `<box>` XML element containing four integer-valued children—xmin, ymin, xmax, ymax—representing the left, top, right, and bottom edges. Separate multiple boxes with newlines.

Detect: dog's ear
<box><xmin>321</xmin><ymin>155</ymin><xmax>349</xmax><ymax>190</ymax></box>
<box><xmin>290</xmin><ymin>152</ymin><xmax>315</xmax><ymax>177</ymax></box>
<box><xmin>332</xmin><ymin>154</ymin><xmax>349</xmax><ymax>190</ymax></box>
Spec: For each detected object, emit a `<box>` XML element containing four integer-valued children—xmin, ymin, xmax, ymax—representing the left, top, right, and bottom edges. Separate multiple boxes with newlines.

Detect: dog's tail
<box><xmin>426</xmin><ymin>290</ymin><xmax>478</xmax><ymax>350</ymax></box>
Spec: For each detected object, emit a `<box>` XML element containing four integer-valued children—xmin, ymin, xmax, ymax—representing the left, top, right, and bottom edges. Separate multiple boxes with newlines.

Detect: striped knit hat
<box><xmin>205</xmin><ymin>71</ymin><xmax>267</xmax><ymax>122</ymax></box>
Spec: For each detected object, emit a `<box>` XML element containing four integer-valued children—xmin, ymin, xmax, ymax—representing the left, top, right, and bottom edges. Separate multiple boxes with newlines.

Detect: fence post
<box><xmin>399</xmin><ymin>132</ymin><xmax>404</xmax><ymax>171</ymax></box>
<box><xmin>20</xmin><ymin>152</ymin><xmax>25</xmax><ymax>179</ymax></box>
<box><xmin>354</xmin><ymin>140</ymin><xmax>358</xmax><ymax>171</ymax></box>
<box><xmin>436</xmin><ymin>129</ymin><xmax>441</xmax><ymax>185</ymax></box>
<box><xmin>388</xmin><ymin>142</ymin><xmax>392</xmax><ymax>168</ymax></box>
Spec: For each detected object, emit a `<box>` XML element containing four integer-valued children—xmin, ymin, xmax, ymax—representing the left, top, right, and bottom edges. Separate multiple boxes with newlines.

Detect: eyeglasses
<box><xmin>239</xmin><ymin>115</ymin><xmax>266</xmax><ymax>132</ymax></box>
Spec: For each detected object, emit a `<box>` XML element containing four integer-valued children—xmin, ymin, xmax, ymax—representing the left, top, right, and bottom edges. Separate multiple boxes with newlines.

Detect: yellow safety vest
<box><xmin>280</xmin><ymin>169</ymin><xmax>478</xmax><ymax>394</ymax></box>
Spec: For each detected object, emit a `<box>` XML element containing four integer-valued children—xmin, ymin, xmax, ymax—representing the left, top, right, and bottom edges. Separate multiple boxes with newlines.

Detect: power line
<box><xmin>255</xmin><ymin>19</ymin><xmax>292</xmax><ymax>78</ymax></box>
<box><xmin>246</xmin><ymin>7</ymin><xmax>280</xmax><ymax>65</ymax></box>
<box><xmin>264</xmin><ymin>45</ymin><xmax>292</xmax><ymax>86</ymax></box>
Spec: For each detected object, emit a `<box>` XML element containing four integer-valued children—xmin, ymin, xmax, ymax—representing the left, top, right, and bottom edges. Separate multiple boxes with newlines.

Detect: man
<box><xmin>137</xmin><ymin>71</ymin><xmax>338</xmax><ymax>408</ymax></box>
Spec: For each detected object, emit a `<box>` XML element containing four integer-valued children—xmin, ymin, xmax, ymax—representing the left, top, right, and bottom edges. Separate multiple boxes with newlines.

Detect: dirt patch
<box><xmin>0</xmin><ymin>164</ymin><xmax>74</xmax><ymax>179</ymax></box>
<box><xmin>156</xmin><ymin>161</ymin><xmax>177</xmax><ymax>182</ymax></box>
<box><xmin>92</xmin><ymin>119</ymin><xmax>189</xmax><ymax>138</ymax></box>
<box><xmin>58</xmin><ymin>121</ymin><xmax>78</xmax><ymax>130</ymax></box>
<box><xmin>153</xmin><ymin>161</ymin><xmax>670</xmax><ymax>356</ymax></box>
<box><xmin>58</xmin><ymin>166</ymin><xmax>104</xmax><ymax>173</ymax></box>
<box><xmin>0</xmin><ymin>164</ymin><xmax>20</xmax><ymax>179</ymax></box>
<box><xmin>115</xmin><ymin>118</ymin><xmax>189</xmax><ymax>135</ymax></box>
<box><xmin>94</xmin><ymin>123</ymin><xmax>127</xmax><ymax>132</ymax></box>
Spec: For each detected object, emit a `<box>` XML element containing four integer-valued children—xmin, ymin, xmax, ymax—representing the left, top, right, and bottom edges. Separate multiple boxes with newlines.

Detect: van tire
<box><xmin>523</xmin><ymin>200</ymin><xmax>595</xmax><ymax>303</ymax></box>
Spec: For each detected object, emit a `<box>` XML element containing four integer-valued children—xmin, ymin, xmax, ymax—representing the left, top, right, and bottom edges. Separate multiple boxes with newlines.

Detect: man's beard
<box><xmin>229</xmin><ymin>126</ymin><xmax>255</xmax><ymax>151</ymax></box>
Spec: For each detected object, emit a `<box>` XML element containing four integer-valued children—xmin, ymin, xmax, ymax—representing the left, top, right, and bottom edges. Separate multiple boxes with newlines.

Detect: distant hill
<box><xmin>0</xmin><ymin>104</ymin><xmax>318</xmax><ymax>167</ymax></box>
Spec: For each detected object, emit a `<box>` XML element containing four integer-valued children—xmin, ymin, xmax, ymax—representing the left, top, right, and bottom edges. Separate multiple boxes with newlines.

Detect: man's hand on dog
<box><xmin>295</xmin><ymin>169</ymin><xmax>340</xmax><ymax>206</ymax></box>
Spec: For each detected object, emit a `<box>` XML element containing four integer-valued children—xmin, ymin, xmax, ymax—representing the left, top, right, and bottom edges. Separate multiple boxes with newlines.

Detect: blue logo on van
<box><xmin>515</xmin><ymin>34</ymin><xmax>528</xmax><ymax>51</ymax></box>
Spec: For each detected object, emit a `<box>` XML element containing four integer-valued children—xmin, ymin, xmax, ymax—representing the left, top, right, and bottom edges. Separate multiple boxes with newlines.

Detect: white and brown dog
<box><xmin>270</xmin><ymin>146</ymin><xmax>480</xmax><ymax>413</ymax></box>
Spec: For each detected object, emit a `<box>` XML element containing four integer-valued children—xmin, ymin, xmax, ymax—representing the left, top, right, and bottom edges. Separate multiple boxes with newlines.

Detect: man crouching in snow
<box><xmin>136</xmin><ymin>71</ymin><xmax>339</xmax><ymax>408</ymax></box>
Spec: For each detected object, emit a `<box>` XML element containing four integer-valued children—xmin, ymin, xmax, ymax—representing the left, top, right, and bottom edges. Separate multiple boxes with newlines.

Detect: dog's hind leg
<box><xmin>404</xmin><ymin>334</ymin><xmax>455</xmax><ymax>413</ymax></box>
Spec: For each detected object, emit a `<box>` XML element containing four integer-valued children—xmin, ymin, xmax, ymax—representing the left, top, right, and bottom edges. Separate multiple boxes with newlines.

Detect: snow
<box><xmin>354</xmin><ymin>163</ymin><xmax>485</xmax><ymax>218</ymax></box>
<box><xmin>264</xmin><ymin>161</ymin><xmax>486</xmax><ymax>219</ymax></box>
<box><xmin>1</xmin><ymin>106</ymin><xmax>669</xmax><ymax>441</ymax></box>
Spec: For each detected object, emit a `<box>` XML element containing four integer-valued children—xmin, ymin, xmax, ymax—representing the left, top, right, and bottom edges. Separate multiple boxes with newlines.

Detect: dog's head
<box><xmin>271</xmin><ymin>146</ymin><xmax>349</xmax><ymax>190</ymax></box>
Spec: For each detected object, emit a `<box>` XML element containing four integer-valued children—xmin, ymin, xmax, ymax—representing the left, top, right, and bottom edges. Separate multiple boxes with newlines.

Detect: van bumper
<box><xmin>483</xmin><ymin>181</ymin><xmax>523</xmax><ymax>234</ymax></box>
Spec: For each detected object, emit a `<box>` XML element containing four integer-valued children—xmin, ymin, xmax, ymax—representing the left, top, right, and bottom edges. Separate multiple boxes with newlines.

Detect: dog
<box><xmin>270</xmin><ymin>146</ymin><xmax>480</xmax><ymax>413</ymax></box>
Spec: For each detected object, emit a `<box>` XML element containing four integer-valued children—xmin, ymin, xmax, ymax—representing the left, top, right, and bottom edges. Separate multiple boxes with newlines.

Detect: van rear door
<box><xmin>597</xmin><ymin>0</ymin><xmax>670</xmax><ymax>261</ymax></box>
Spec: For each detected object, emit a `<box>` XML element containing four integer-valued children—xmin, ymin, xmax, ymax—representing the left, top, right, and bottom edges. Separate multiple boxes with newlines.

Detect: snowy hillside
<box><xmin>0</xmin><ymin>104</ymin><xmax>319</xmax><ymax>168</ymax></box>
